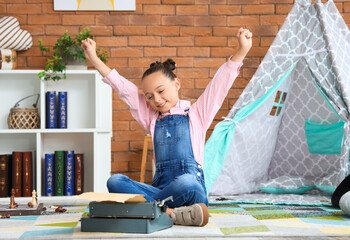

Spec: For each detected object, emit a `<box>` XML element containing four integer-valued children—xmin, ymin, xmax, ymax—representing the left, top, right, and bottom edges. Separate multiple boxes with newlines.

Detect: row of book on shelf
<box><xmin>46</xmin><ymin>91</ymin><xmax>68</xmax><ymax>129</ymax></box>
<box><xmin>0</xmin><ymin>151</ymin><xmax>84</xmax><ymax>197</ymax></box>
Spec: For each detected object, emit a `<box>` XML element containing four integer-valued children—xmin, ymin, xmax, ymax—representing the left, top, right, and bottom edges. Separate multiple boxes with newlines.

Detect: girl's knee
<box><xmin>107</xmin><ymin>174</ymin><xmax>129</xmax><ymax>192</ymax></box>
<box><xmin>176</xmin><ymin>174</ymin><xmax>202</xmax><ymax>191</ymax></box>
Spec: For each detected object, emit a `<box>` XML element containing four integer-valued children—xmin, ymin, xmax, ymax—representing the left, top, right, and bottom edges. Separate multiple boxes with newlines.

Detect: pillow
<box><xmin>258</xmin><ymin>176</ymin><xmax>315</xmax><ymax>194</ymax></box>
<box><xmin>0</xmin><ymin>16</ymin><xmax>33</xmax><ymax>51</ymax></box>
<box><xmin>315</xmin><ymin>171</ymin><xmax>338</xmax><ymax>195</ymax></box>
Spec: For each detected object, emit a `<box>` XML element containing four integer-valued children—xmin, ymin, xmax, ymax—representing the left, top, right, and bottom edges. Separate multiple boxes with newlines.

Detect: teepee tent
<box><xmin>204</xmin><ymin>0</ymin><xmax>350</xmax><ymax>196</ymax></box>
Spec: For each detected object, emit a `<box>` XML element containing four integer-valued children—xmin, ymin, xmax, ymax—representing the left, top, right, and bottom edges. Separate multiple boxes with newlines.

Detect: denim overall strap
<box><xmin>152</xmin><ymin>114</ymin><xmax>206</xmax><ymax>192</ymax></box>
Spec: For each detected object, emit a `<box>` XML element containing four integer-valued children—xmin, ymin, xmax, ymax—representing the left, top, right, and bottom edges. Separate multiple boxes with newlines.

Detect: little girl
<box><xmin>81</xmin><ymin>27</ymin><xmax>252</xmax><ymax>227</ymax></box>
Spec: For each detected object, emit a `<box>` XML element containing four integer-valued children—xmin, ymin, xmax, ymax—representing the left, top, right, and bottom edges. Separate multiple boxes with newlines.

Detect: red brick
<box><xmin>30</xmin><ymin>15</ymin><xmax>61</xmax><ymax>25</ymax></box>
<box><xmin>194</xmin><ymin>58</ymin><xmax>226</xmax><ymax>68</ymax></box>
<box><xmin>162</xmin><ymin>16</ymin><xmax>193</xmax><ymax>26</ymax></box>
<box><xmin>249</xmin><ymin>25</ymin><xmax>278</xmax><ymax>36</ymax></box>
<box><xmin>117</xmin><ymin>68</ymin><xmax>144</xmax><ymax>79</ymax></box>
<box><xmin>63</xmin><ymin>15</ymin><xmax>95</xmax><ymax>25</ymax></box>
<box><xmin>194</xmin><ymin>16</ymin><xmax>226</xmax><ymax>26</ymax></box>
<box><xmin>26</xmin><ymin>56</ymin><xmax>47</xmax><ymax>67</ymax></box>
<box><xmin>42</xmin><ymin>3</ymin><xmax>58</xmax><ymax>14</ymax></box>
<box><xmin>180</xmin><ymin>78</ymin><xmax>195</xmax><ymax>88</ymax></box>
<box><xmin>242</xmin><ymin>4</ymin><xmax>275</xmax><ymax>15</ymax></box>
<box><xmin>161</xmin><ymin>0</ymin><xmax>194</xmax><ymax>4</ymax></box>
<box><xmin>195</xmin><ymin>37</ymin><xmax>227</xmax><ymax>46</ymax></box>
<box><xmin>94</xmin><ymin>37</ymin><xmax>127</xmax><ymax>47</ymax></box>
<box><xmin>276</xmin><ymin>4</ymin><xmax>293</xmax><ymax>14</ymax></box>
<box><xmin>345</xmin><ymin>2</ymin><xmax>350</xmax><ymax>12</ymax></box>
<box><xmin>144</xmin><ymin>47</ymin><xmax>177</xmax><ymax>56</ymax></box>
<box><xmin>104</xmin><ymin>58</ymin><xmax>128</xmax><ymax>68</ymax></box>
<box><xmin>96</xmin><ymin>15</ymin><xmax>129</xmax><ymax>25</ymax></box>
<box><xmin>194</xmin><ymin>78</ymin><xmax>211</xmax><ymax>88</ymax></box>
<box><xmin>260</xmin><ymin>15</ymin><xmax>287</xmax><ymax>25</ymax></box>
<box><xmin>228</xmin><ymin>0</ymin><xmax>259</xmax><ymax>4</ymax></box>
<box><xmin>181</xmin><ymin>88</ymin><xmax>204</xmax><ymax>98</ymax></box>
<box><xmin>7</xmin><ymin>4</ymin><xmax>42</xmax><ymax>14</ymax></box>
<box><xmin>195</xmin><ymin>0</ymin><xmax>226</xmax><ymax>3</ymax></box>
<box><xmin>111</xmin><ymin>47</ymin><xmax>143</xmax><ymax>58</ymax></box>
<box><xmin>180</xmin><ymin>27</ymin><xmax>212</xmax><ymax>36</ymax></box>
<box><xmin>44</xmin><ymin>26</ymin><xmax>79</xmax><ymax>36</ymax></box>
<box><xmin>176</xmin><ymin>5</ymin><xmax>208</xmax><ymax>15</ymax></box>
<box><xmin>210</xmin><ymin>5</ymin><xmax>241</xmax><ymax>15</ymax></box>
<box><xmin>261</xmin><ymin>0</ymin><xmax>292</xmax><ymax>2</ymax></box>
<box><xmin>113</xmin><ymin>121</ymin><xmax>130</xmax><ymax>130</ymax></box>
<box><xmin>111</xmin><ymin>141</ymin><xmax>129</xmax><ymax>152</ymax></box>
<box><xmin>114</xmin><ymin>26</ymin><xmax>146</xmax><ymax>36</ymax></box>
<box><xmin>130</xmin><ymin>121</ymin><xmax>146</xmax><ymax>131</ymax></box>
<box><xmin>261</xmin><ymin>37</ymin><xmax>274</xmax><ymax>47</ymax></box>
<box><xmin>147</xmin><ymin>26</ymin><xmax>179</xmax><ymax>36</ymax></box>
<box><xmin>113</xmin><ymin>152</ymin><xmax>142</xmax><ymax>162</ymax></box>
<box><xmin>162</xmin><ymin>37</ymin><xmax>194</xmax><ymax>46</ymax></box>
<box><xmin>0</xmin><ymin>4</ymin><xmax>5</xmax><ymax>13</ymax></box>
<box><xmin>228</xmin><ymin>16</ymin><xmax>259</xmax><ymax>26</ymax></box>
<box><xmin>144</xmin><ymin>5</ymin><xmax>175</xmax><ymax>15</ymax></box>
<box><xmin>111</xmin><ymin>160</ymin><xmax>129</xmax><ymax>172</ymax></box>
<box><xmin>19</xmin><ymin>47</ymin><xmax>41</xmax><ymax>57</ymax></box>
<box><xmin>177</xmin><ymin>68</ymin><xmax>209</xmax><ymax>78</ymax></box>
<box><xmin>113</xmin><ymin>130</ymin><xmax>146</xmax><ymax>141</ymax></box>
<box><xmin>178</xmin><ymin>47</ymin><xmax>210</xmax><ymax>57</ymax></box>
<box><xmin>129</xmin><ymin>57</ymin><xmax>161</xmax><ymax>68</ymax></box>
<box><xmin>22</xmin><ymin>25</ymin><xmax>44</xmax><ymax>35</ymax></box>
<box><xmin>82</xmin><ymin>26</ymin><xmax>113</xmax><ymax>36</ymax></box>
<box><xmin>138</xmin><ymin>0</ymin><xmax>160</xmax><ymax>3</ymax></box>
<box><xmin>210</xmin><ymin>47</ymin><xmax>235</xmax><ymax>57</ymax></box>
<box><xmin>129</xmin><ymin>36</ymin><xmax>161</xmax><ymax>46</ymax></box>
<box><xmin>129</xmin><ymin>15</ymin><xmax>161</xmax><ymax>25</ymax></box>
<box><xmin>113</xmin><ymin>99</ymin><xmax>129</xmax><ymax>110</ymax></box>
<box><xmin>242</xmin><ymin>57</ymin><xmax>260</xmax><ymax>68</ymax></box>
<box><xmin>246</xmin><ymin>47</ymin><xmax>269</xmax><ymax>57</ymax></box>
<box><xmin>213</xmin><ymin>27</ymin><xmax>240</xmax><ymax>36</ymax></box>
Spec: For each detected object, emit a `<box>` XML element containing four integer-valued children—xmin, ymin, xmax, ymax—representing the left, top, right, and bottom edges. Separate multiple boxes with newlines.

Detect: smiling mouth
<box><xmin>157</xmin><ymin>102</ymin><xmax>166</xmax><ymax>108</ymax></box>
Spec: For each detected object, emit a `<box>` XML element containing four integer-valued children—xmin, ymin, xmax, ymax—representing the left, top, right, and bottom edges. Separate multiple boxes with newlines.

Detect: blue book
<box><xmin>58</xmin><ymin>91</ymin><xmax>67</xmax><ymax>128</ymax></box>
<box><xmin>45</xmin><ymin>153</ymin><xmax>54</xmax><ymax>196</ymax></box>
<box><xmin>64</xmin><ymin>150</ymin><xmax>74</xmax><ymax>196</ymax></box>
<box><xmin>46</xmin><ymin>91</ymin><xmax>57</xmax><ymax>128</ymax></box>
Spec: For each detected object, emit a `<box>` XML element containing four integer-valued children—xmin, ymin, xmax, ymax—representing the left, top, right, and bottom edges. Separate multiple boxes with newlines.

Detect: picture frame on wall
<box><xmin>54</xmin><ymin>0</ymin><xmax>136</xmax><ymax>11</ymax></box>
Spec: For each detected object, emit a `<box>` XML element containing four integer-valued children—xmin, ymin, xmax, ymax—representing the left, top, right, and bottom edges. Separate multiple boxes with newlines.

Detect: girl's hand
<box><xmin>81</xmin><ymin>38</ymin><xmax>98</xmax><ymax>62</ymax></box>
<box><xmin>230</xmin><ymin>27</ymin><xmax>252</xmax><ymax>62</ymax></box>
<box><xmin>237</xmin><ymin>27</ymin><xmax>252</xmax><ymax>53</ymax></box>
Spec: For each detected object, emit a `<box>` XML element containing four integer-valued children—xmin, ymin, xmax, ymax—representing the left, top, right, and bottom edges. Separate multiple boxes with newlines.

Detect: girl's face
<box><xmin>142</xmin><ymin>71</ymin><xmax>180</xmax><ymax>113</ymax></box>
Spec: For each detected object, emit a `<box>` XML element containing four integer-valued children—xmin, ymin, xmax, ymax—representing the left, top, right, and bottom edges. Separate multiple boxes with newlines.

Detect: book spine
<box><xmin>58</xmin><ymin>91</ymin><xmax>67</xmax><ymax>129</ymax></box>
<box><xmin>54</xmin><ymin>151</ymin><xmax>64</xmax><ymax>196</ymax></box>
<box><xmin>12</xmin><ymin>152</ymin><xmax>22</xmax><ymax>197</ymax></box>
<box><xmin>45</xmin><ymin>154</ymin><xmax>54</xmax><ymax>197</ymax></box>
<box><xmin>7</xmin><ymin>155</ymin><xmax>12</xmax><ymax>197</ymax></box>
<box><xmin>46</xmin><ymin>91</ymin><xmax>57</xmax><ymax>128</ymax></box>
<box><xmin>0</xmin><ymin>155</ymin><xmax>9</xmax><ymax>197</ymax></box>
<box><xmin>22</xmin><ymin>152</ymin><xmax>32</xmax><ymax>197</ymax></box>
<box><xmin>64</xmin><ymin>151</ymin><xmax>74</xmax><ymax>196</ymax></box>
<box><xmin>74</xmin><ymin>153</ymin><xmax>84</xmax><ymax>195</ymax></box>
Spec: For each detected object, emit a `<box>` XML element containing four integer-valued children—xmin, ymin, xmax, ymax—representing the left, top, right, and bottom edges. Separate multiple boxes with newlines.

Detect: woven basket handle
<box><xmin>14</xmin><ymin>94</ymin><xmax>40</xmax><ymax>108</ymax></box>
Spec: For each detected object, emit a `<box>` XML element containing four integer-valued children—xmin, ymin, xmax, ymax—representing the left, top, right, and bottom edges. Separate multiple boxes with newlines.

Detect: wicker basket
<box><xmin>7</xmin><ymin>94</ymin><xmax>40</xmax><ymax>129</ymax></box>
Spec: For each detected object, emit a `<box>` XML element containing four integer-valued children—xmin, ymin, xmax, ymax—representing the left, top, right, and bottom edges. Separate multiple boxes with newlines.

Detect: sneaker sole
<box><xmin>197</xmin><ymin>203</ymin><xmax>209</xmax><ymax>227</ymax></box>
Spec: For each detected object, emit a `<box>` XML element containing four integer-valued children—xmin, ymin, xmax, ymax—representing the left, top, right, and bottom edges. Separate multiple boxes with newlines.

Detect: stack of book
<box><xmin>0</xmin><ymin>152</ymin><xmax>35</xmax><ymax>197</ymax></box>
<box><xmin>45</xmin><ymin>151</ymin><xmax>84</xmax><ymax>196</ymax></box>
<box><xmin>46</xmin><ymin>91</ymin><xmax>68</xmax><ymax>129</ymax></box>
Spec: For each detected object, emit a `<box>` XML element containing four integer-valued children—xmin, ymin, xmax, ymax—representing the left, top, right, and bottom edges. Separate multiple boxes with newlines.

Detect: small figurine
<box><xmin>55</xmin><ymin>205</ymin><xmax>67</xmax><ymax>213</ymax></box>
<box><xmin>31</xmin><ymin>190</ymin><xmax>37</xmax><ymax>206</ymax></box>
<box><xmin>9</xmin><ymin>188</ymin><xmax>16</xmax><ymax>209</ymax></box>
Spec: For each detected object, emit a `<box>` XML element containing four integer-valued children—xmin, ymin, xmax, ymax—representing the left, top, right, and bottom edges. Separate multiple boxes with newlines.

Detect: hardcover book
<box><xmin>12</xmin><ymin>152</ymin><xmax>22</xmax><ymax>197</ymax></box>
<box><xmin>0</xmin><ymin>154</ymin><xmax>9</xmax><ymax>197</ymax></box>
<box><xmin>45</xmin><ymin>153</ymin><xmax>54</xmax><ymax>197</ymax></box>
<box><xmin>54</xmin><ymin>151</ymin><xmax>64</xmax><ymax>196</ymax></box>
<box><xmin>64</xmin><ymin>150</ymin><xmax>74</xmax><ymax>196</ymax></box>
<box><xmin>58</xmin><ymin>91</ymin><xmax>67</xmax><ymax>128</ymax></box>
<box><xmin>74</xmin><ymin>153</ymin><xmax>84</xmax><ymax>195</ymax></box>
<box><xmin>22</xmin><ymin>152</ymin><xmax>32</xmax><ymax>197</ymax></box>
<box><xmin>46</xmin><ymin>91</ymin><xmax>57</xmax><ymax>128</ymax></box>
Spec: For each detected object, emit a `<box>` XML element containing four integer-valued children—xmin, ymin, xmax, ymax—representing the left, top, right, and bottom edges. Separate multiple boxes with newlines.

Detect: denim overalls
<box><xmin>107</xmin><ymin>112</ymin><xmax>208</xmax><ymax>208</ymax></box>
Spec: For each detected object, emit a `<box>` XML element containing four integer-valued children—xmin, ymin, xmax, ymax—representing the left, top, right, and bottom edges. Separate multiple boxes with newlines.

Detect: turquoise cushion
<box><xmin>259</xmin><ymin>186</ymin><xmax>315</xmax><ymax>194</ymax></box>
<box><xmin>316</xmin><ymin>185</ymin><xmax>336</xmax><ymax>195</ymax></box>
<box><xmin>258</xmin><ymin>176</ymin><xmax>315</xmax><ymax>195</ymax></box>
<box><xmin>305</xmin><ymin>120</ymin><xmax>345</xmax><ymax>155</ymax></box>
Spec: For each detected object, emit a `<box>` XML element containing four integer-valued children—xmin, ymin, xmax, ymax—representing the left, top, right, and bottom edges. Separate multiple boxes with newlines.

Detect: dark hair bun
<box><xmin>163</xmin><ymin>59</ymin><xmax>176</xmax><ymax>71</ymax></box>
<box><xmin>150</xmin><ymin>61</ymin><xmax>161</xmax><ymax>68</ymax></box>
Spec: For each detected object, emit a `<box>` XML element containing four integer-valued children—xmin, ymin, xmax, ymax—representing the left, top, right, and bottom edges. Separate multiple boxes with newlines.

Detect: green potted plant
<box><xmin>38</xmin><ymin>27</ymin><xmax>108</xmax><ymax>81</ymax></box>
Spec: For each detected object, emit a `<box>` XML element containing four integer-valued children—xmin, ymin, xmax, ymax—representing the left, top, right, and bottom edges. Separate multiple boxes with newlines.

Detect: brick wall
<box><xmin>1</xmin><ymin>0</ymin><xmax>349</xmax><ymax>184</ymax></box>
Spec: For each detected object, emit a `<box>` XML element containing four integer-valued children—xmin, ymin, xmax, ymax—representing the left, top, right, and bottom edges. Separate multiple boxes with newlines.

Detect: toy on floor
<box><xmin>332</xmin><ymin>175</ymin><xmax>350</xmax><ymax>216</ymax></box>
<box><xmin>0</xmin><ymin>188</ymin><xmax>45</xmax><ymax>216</ymax></box>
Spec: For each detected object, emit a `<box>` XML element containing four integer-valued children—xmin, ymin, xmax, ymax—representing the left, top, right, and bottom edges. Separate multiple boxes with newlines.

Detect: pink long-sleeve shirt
<box><xmin>102</xmin><ymin>59</ymin><xmax>242</xmax><ymax>166</ymax></box>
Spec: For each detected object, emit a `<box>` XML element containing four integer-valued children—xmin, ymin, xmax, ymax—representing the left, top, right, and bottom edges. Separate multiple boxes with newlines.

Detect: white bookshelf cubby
<box><xmin>0</xmin><ymin>70</ymin><xmax>112</xmax><ymax>198</ymax></box>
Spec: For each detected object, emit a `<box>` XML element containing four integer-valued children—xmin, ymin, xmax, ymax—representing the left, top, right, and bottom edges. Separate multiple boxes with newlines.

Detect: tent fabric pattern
<box><xmin>204</xmin><ymin>0</ymin><xmax>350</xmax><ymax>197</ymax></box>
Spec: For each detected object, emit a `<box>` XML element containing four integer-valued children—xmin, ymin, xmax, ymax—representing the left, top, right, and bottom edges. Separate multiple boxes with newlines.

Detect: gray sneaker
<box><xmin>170</xmin><ymin>203</ymin><xmax>209</xmax><ymax>227</ymax></box>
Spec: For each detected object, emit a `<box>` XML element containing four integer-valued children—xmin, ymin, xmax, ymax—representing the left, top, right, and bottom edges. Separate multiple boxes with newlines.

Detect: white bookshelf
<box><xmin>0</xmin><ymin>70</ymin><xmax>112</xmax><ymax>197</ymax></box>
